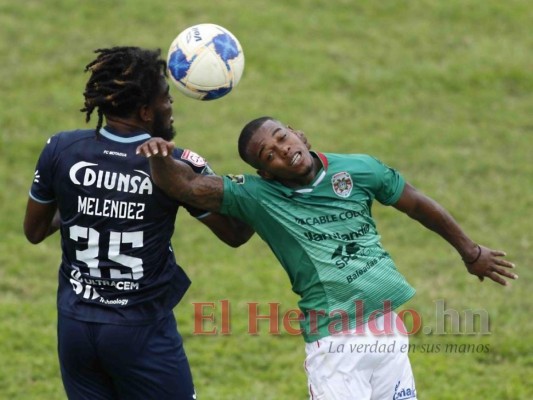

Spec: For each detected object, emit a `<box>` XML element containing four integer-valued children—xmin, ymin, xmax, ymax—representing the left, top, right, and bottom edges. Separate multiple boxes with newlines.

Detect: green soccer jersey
<box><xmin>221</xmin><ymin>152</ymin><xmax>416</xmax><ymax>342</ymax></box>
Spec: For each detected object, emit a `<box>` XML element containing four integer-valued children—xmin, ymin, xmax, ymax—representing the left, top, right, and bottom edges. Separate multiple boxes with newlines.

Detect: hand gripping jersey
<box><xmin>29</xmin><ymin>127</ymin><xmax>213</xmax><ymax>325</ymax></box>
<box><xmin>221</xmin><ymin>152</ymin><xmax>416</xmax><ymax>342</ymax></box>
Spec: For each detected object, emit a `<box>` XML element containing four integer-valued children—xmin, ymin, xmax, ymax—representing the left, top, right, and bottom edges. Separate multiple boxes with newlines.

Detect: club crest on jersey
<box><xmin>331</xmin><ymin>172</ymin><xmax>353</xmax><ymax>198</ymax></box>
<box><xmin>181</xmin><ymin>150</ymin><xmax>206</xmax><ymax>167</ymax></box>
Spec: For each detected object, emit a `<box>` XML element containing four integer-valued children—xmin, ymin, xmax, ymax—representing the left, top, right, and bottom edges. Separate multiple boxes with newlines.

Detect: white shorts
<box><xmin>304</xmin><ymin>312</ymin><xmax>417</xmax><ymax>400</ymax></box>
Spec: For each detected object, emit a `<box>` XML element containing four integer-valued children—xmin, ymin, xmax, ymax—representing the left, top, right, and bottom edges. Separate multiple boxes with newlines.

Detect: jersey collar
<box><xmin>100</xmin><ymin>127</ymin><xmax>151</xmax><ymax>143</ymax></box>
<box><xmin>293</xmin><ymin>151</ymin><xmax>328</xmax><ymax>194</ymax></box>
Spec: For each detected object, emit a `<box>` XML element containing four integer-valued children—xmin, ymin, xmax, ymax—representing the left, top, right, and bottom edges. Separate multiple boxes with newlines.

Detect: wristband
<box><xmin>463</xmin><ymin>244</ymin><xmax>482</xmax><ymax>264</ymax></box>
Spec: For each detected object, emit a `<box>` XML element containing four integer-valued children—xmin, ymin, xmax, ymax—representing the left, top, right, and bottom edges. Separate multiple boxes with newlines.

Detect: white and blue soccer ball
<box><xmin>167</xmin><ymin>23</ymin><xmax>245</xmax><ymax>101</ymax></box>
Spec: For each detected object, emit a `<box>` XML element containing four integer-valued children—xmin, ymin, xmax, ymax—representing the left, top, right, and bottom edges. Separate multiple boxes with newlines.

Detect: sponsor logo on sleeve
<box><xmin>227</xmin><ymin>174</ymin><xmax>245</xmax><ymax>184</ymax></box>
<box><xmin>181</xmin><ymin>149</ymin><xmax>206</xmax><ymax>167</ymax></box>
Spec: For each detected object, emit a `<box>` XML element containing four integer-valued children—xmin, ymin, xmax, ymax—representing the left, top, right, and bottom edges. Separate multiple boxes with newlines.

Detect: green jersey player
<box><xmin>222</xmin><ymin>151</ymin><xmax>416</xmax><ymax>343</ymax></box>
<box><xmin>136</xmin><ymin>116</ymin><xmax>517</xmax><ymax>399</ymax></box>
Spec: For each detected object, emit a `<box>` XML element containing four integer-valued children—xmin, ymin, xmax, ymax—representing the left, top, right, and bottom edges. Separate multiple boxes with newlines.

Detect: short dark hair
<box><xmin>238</xmin><ymin>116</ymin><xmax>276</xmax><ymax>165</ymax></box>
<box><xmin>81</xmin><ymin>46</ymin><xmax>167</xmax><ymax>136</ymax></box>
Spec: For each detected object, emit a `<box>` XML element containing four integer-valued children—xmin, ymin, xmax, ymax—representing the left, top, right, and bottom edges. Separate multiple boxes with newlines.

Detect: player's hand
<box><xmin>136</xmin><ymin>138</ymin><xmax>175</xmax><ymax>158</ymax></box>
<box><xmin>464</xmin><ymin>245</ymin><xmax>518</xmax><ymax>286</ymax></box>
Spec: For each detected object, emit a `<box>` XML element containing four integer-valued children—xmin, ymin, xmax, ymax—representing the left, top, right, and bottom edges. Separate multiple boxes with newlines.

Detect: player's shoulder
<box><xmin>49</xmin><ymin>129</ymin><xmax>94</xmax><ymax>146</ymax></box>
<box><xmin>225</xmin><ymin>173</ymin><xmax>284</xmax><ymax>199</ymax></box>
<box><xmin>222</xmin><ymin>173</ymin><xmax>267</xmax><ymax>202</ymax></box>
<box><xmin>172</xmin><ymin>147</ymin><xmax>215</xmax><ymax>175</ymax></box>
<box><xmin>40</xmin><ymin>129</ymin><xmax>94</xmax><ymax>153</ymax></box>
<box><xmin>324</xmin><ymin>152</ymin><xmax>377</xmax><ymax>167</ymax></box>
<box><xmin>325</xmin><ymin>152</ymin><xmax>395</xmax><ymax>179</ymax></box>
<box><xmin>55</xmin><ymin>128</ymin><xmax>94</xmax><ymax>140</ymax></box>
<box><xmin>224</xmin><ymin>173</ymin><xmax>258</xmax><ymax>185</ymax></box>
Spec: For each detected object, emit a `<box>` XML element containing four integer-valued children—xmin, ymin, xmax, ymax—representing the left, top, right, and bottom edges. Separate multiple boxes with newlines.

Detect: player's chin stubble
<box><xmin>152</xmin><ymin>112</ymin><xmax>176</xmax><ymax>141</ymax></box>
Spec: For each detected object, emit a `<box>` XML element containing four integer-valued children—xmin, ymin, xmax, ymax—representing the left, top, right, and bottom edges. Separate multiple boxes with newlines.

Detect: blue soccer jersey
<box><xmin>29</xmin><ymin>127</ymin><xmax>212</xmax><ymax>325</ymax></box>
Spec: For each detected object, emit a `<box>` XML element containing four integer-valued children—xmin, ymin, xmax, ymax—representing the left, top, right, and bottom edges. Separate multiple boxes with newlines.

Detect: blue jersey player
<box><xmin>23</xmin><ymin>47</ymin><xmax>254</xmax><ymax>400</ymax></box>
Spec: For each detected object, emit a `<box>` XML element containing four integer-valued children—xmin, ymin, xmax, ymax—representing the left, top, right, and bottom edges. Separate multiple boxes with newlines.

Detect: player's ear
<box><xmin>257</xmin><ymin>169</ymin><xmax>274</xmax><ymax>180</ymax></box>
<box><xmin>138</xmin><ymin>104</ymin><xmax>153</xmax><ymax>123</ymax></box>
<box><xmin>288</xmin><ymin>126</ymin><xmax>311</xmax><ymax>150</ymax></box>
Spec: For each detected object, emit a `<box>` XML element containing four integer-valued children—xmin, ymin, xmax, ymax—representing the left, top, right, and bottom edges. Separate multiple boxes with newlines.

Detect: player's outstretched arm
<box><xmin>393</xmin><ymin>182</ymin><xmax>518</xmax><ymax>286</ymax></box>
<box><xmin>136</xmin><ymin>138</ymin><xmax>224</xmax><ymax>213</ymax></box>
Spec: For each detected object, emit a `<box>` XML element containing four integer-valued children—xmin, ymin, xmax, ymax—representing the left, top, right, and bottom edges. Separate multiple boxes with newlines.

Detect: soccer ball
<box><xmin>167</xmin><ymin>23</ymin><xmax>245</xmax><ymax>100</ymax></box>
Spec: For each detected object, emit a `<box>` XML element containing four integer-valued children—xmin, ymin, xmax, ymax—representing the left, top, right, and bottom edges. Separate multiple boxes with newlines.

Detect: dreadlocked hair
<box><xmin>80</xmin><ymin>46</ymin><xmax>168</xmax><ymax>137</ymax></box>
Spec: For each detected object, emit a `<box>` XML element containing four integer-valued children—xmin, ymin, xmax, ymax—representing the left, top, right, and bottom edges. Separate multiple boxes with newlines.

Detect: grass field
<box><xmin>1</xmin><ymin>0</ymin><xmax>532</xmax><ymax>399</ymax></box>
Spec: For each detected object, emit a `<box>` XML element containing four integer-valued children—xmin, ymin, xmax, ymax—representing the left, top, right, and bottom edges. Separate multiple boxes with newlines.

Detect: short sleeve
<box><xmin>29</xmin><ymin>136</ymin><xmax>59</xmax><ymax>204</ymax></box>
<box><xmin>365</xmin><ymin>156</ymin><xmax>405</xmax><ymax>205</ymax></box>
<box><xmin>220</xmin><ymin>174</ymin><xmax>258</xmax><ymax>223</ymax></box>
<box><xmin>173</xmin><ymin>148</ymin><xmax>216</xmax><ymax>218</ymax></box>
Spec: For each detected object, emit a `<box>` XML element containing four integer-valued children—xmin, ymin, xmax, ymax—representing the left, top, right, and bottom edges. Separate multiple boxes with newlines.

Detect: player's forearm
<box><xmin>149</xmin><ymin>155</ymin><xmax>192</xmax><ymax>198</ymax></box>
<box><xmin>149</xmin><ymin>156</ymin><xmax>223</xmax><ymax>212</ymax></box>
<box><xmin>407</xmin><ymin>195</ymin><xmax>478</xmax><ymax>261</ymax></box>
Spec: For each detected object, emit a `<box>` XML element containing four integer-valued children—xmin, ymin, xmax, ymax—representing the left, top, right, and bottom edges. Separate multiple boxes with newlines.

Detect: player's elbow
<box><xmin>224</xmin><ymin>236</ymin><xmax>249</xmax><ymax>248</ymax></box>
<box><xmin>24</xmin><ymin>227</ymin><xmax>45</xmax><ymax>244</ymax></box>
<box><xmin>202</xmin><ymin>213</ymin><xmax>254</xmax><ymax>247</ymax></box>
<box><xmin>23</xmin><ymin>219</ymin><xmax>49</xmax><ymax>244</ymax></box>
<box><xmin>224</xmin><ymin>240</ymin><xmax>243</xmax><ymax>248</ymax></box>
<box><xmin>227</xmin><ymin>227</ymin><xmax>255</xmax><ymax>248</ymax></box>
<box><xmin>215</xmin><ymin>231</ymin><xmax>250</xmax><ymax>248</ymax></box>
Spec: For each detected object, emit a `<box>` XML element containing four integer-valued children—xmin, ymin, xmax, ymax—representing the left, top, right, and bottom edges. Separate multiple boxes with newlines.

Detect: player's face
<box><xmin>247</xmin><ymin>120</ymin><xmax>317</xmax><ymax>187</ymax></box>
<box><xmin>151</xmin><ymin>77</ymin><xmax>175</xmax><ymax>141</ymax></box>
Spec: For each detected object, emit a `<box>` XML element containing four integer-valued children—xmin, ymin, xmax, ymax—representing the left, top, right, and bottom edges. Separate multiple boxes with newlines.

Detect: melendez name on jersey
<box><xmin>29</xmin><ymin>128</ymin><xmax>213</xmax><ymax>325</ymax></box>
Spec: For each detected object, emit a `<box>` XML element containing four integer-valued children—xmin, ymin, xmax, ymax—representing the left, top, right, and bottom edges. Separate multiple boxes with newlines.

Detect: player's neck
<box><xmin>279</xmin><ymin>155</ymin><xmax>322</xmax><ymax>188</ymax></box>
<box><xmin>106</xmin><ymin>116</ymin><xmax>150</xmax><ymax>135</ymax></box>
